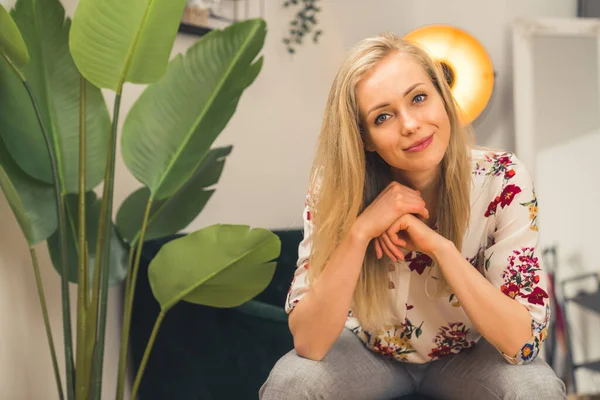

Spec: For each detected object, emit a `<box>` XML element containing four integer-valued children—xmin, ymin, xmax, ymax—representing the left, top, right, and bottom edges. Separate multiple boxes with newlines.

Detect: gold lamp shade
<box><xmin>404</xmin><ymin>25</ymin><xmax>494</xmax><ymax>124</ymax></box>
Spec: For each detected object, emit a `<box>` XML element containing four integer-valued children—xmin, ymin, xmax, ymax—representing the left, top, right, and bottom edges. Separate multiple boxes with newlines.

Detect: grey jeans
<box><xmin>259</xmin><ymin>328</ymin><xmax>566</xmax><ymax>400</ymax></box>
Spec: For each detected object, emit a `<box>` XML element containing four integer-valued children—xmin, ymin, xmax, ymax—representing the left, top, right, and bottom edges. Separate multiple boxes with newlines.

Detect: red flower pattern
<box><xmin>527</xmin><ymin>287</ymin><xmax>549</xmax><ymax>306</ymax></box>
<box><xmin>428</xmin><ymin>322</ymin><xmax>475</xmax><ymax>360</ymax></box>
<box><xmin>499</xmin><ymin>184</ymin><xmax>522</xmax><ymax>207</ymax></box>
<box><xmin>485</xmin><ymin>184</ymin><xmax>523</xmax><ymax>217</ymax></box>
<box><xmin>501</xmin><ymin>283</ymin><xmax>521</xmax><ymax>299</ymax></box>
<box><xmin>501</xmin><ymin>247</ymin><xmax>549</xmax><ymax>305</ymax></box>
<box><xmin>405</xmin><ymin>252</ymin><xmax>433</xmax><ymax>275</ymax></box>
<box><xmin>474</xmin><ymin>152</ymin><xmax>515</xmax><ymax>179</ymax></box>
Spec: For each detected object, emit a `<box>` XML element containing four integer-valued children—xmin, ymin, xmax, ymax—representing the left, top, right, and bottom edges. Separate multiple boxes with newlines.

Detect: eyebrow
<box><xmin>366</xmin><ymin>82</ymin><xmax>426</xmax><ymax>116</ymax></box>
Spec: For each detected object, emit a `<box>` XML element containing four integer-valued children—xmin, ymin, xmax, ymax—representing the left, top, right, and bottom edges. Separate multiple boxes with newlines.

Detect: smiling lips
<box><xmin>404</xmin><ymin>134</ymin><xmax>434</xmax><ymax>152</ymax></box>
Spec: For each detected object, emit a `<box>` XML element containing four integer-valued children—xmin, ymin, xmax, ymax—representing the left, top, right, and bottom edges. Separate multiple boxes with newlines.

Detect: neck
<box><xmin>392</xmin><ymin>165</ymin><xmax>441</xmax><ymax>224</ymax></box>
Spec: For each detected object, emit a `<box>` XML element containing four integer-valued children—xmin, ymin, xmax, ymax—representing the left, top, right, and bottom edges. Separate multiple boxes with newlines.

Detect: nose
<box><xmin>399</xmin><ymin>110</ymin><xmax>420</xmax><ymax>137</ymax></box>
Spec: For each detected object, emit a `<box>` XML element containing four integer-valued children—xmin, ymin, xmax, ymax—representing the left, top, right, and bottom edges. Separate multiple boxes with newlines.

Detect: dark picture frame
<box><xmin>578</xmin><ymin>0</ymin><xmax>600</xmax><ymax>18</ymax></box>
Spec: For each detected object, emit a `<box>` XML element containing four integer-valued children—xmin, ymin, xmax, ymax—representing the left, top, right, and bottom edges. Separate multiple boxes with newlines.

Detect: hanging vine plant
<box><xmin>282</xmin><ymin>0</ymin><xmax>322</xmax><ymax>54</ymax></box>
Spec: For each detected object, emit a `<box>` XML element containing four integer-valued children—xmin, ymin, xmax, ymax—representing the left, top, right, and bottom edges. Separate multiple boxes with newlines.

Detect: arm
<box><xmin>286</xmin><ymin>183</ymin><xmax>428</xmax><ymax>361</ymax></box>
<box><xmin>288</xmin><ymin>226</ymin><xmax>369</xmax><ymax>361</ymax></box>
<box><xmin>431</xmin><ymin>240</ymin><xmax>535</xmax><ymax>358</ymax></box>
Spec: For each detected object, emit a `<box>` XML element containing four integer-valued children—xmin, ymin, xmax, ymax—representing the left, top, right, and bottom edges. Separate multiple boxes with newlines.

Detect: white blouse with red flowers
<box><xmin>285</xmin><ymin>149</ymin><xmax>550</xmax><ymax>365</ymax></box>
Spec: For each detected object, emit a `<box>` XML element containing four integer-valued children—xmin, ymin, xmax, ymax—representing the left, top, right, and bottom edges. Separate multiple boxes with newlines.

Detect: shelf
<box><xmin>570</xmin><ymin>291</ymin><xmax>600</xmax><ymax>313</ymax></box>
<box><xmin>178</xmin><ymin>23</ymin><xmax>213</xmax><ymax>37</ymax></box>
<box><xmin>575</xmin><ymin>360</ymin><xmax>600</xmax><ymax>372</ymax></box>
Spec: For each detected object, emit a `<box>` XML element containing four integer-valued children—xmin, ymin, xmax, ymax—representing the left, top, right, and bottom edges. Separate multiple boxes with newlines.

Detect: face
<box><xmin>357</xmin><ymin>52</ymin><xmax>451</xmax><ymax>175</ymax></box>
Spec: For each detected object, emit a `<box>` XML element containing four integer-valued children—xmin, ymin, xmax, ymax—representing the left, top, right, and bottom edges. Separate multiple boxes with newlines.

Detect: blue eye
<box><xmin>413</xmin><ymin>93</ymin><xmax>427</xmax><ymax>103</ymax></box>
<box><xmin>375</xmin><ymin>114</ymin><xmax>389</xmax><ymax>125</ymax></box>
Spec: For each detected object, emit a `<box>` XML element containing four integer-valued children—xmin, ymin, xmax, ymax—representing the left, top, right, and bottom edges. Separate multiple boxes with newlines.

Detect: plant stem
<box><xmin>75</xmin><ymin>76</ymin><xmax>89</xmax><ymax>400</ymax></box>
<box><xmin>90</xmin><ymin>92</ymin><xmax>122</xmax><ymax>400</ymax></box>
<box><xmin>116</xmin><ymin>199</ymin><xmax>153</xmax><ymax>400</ymax></box>
<box><xmin>114</xmin><ymin>245</ymin><xmax>135</xmax><ymax>399</ymax></box>
<box><xmin>29</xmin><ymin>247</ymin><xmax>65</xmax><ymax>400</ymax></box>
<box><xmin>23</xmin><ymin>80</ymin><xmax>75</xmax><ymax>400</ymax></box>
<box><xmin>130</xmin><ymin>311</ymin><xmax>166</xmax><ymax>400</ymax></box>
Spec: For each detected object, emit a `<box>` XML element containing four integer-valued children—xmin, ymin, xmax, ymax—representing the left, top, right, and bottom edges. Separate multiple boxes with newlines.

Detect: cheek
<box><xmin>369</xmin><ymin>130</ymin><xmax>396</xmax><ymax>152</ymax></box>
<box><xmin>430</xmin><ymin>102</ymin><xmax>450</xmax><ymax>126</ymax></box>
<box><xmin>430</xmin><ymin>105</ymin><xmax>451</xmax><ymax>142</ymax></box>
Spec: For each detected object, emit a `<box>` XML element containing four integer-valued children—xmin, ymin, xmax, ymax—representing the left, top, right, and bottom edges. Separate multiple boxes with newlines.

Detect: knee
<box><xmin>259</xmin><ymin>351</ymin><xmax>338</xmax><ymax>400</ymax></box>
<box><xmin>505</xmin><ymin>368</ymin><xmax>566</xmax><ymax>400</ymax></box>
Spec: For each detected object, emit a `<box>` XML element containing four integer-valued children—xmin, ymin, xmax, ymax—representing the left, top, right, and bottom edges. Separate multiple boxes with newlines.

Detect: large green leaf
<box><xmin>122</xmin><ymin>19</ymin><xmax>266</xmax><ymax>200</ymax></box>
<box><xmin>0</xmin><ymin>137</ymin><xmax>56</xmax><ymax>245</ymax></box>
<box><xmin>148</xmin><ymin>225</ymin><xmax>280</xmax><ymax>311</ymax></box>
<box><xmin>69</xmin><ymin>0</ymin><xmax>187</xmax><ymax>91</ymax></box>
<box><xmin>116</xmin><ymin>146</ymin><xmax>231</xmax><ymax>245</ymax></box>
<box><xmin>47</xmin><ymin>191</ymin><xmax>128</xmax><ymax>286</ymax></box>
<box><xmin>0</xmin><ymin>4</ymin><xmax>29</xmax><ymax>79</ymax></box>
<box><xmin>0</xmin><ymin>0</ymin><xmax>110</xmax><ymax>193</ymax></box>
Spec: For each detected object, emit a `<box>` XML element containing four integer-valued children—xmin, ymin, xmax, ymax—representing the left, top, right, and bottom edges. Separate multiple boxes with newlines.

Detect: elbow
<box><xmin>293</xmin><ymin>336</ymin><xmax>329</xmax><ymax>361</ymax></box>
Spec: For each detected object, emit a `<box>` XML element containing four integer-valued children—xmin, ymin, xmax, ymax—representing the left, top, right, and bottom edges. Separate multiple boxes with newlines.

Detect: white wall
<box><xmin>525</xmin><ymin>26</ymin><xmax>600</xmax><ymax>394</ymax></box>
<box><xmin>537</xmin><ymin>131</ymin><xmax>600</xmax><ymax>395</ymax></box>
<box><xmin>0</xmin><ymin>0</ymin><xmax>577</xmax><ymax>399</ymax></box>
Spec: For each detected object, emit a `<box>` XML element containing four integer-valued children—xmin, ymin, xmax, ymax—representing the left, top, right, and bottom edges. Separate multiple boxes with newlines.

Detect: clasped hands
<box><xmin>354</xmin><ymin>181</ymin><xmax>447</xmax><ymax>262</ymax></box>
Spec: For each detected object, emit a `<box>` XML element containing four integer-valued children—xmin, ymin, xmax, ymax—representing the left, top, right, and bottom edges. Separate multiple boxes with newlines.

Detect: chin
<box><xmin>403</xmin><ymin>148</ymin><xmax>445</xmax><ymax>171</ymax></box>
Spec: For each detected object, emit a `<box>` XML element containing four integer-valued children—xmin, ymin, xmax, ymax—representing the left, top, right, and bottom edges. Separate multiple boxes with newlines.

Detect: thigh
<box><xmin>259</xmin><ymin>328</ymin><xmax>416</xmax><ymax>400</ymax></box>
<box><xmin>419</xmin><ymin>338</ymin><xmax>566</xmax><ymax>400</ymax></box>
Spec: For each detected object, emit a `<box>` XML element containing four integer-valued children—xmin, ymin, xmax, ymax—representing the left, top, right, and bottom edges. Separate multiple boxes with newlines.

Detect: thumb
<box><xmin>387</xmin><ymin>214</ymin><xmax>411</xmax><ymax>243</ymax></box>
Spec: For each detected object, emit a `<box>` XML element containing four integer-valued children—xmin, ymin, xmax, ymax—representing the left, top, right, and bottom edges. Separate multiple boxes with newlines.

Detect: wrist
<box><xmin>430</xmin><ymin>236</ymin><xmax>455</xmax><ymax>262</ymax></box>
<box><xmin>348</xmin><ymin>220</ymin><xmax>371</xmax><ymax>248</ymax></box>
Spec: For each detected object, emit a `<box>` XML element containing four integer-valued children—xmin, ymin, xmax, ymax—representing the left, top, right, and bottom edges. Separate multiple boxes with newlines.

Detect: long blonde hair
<box><xmin>307</xmin><ymin>32</ymin><xmax>474</xmax><ymax>331</ymax></box>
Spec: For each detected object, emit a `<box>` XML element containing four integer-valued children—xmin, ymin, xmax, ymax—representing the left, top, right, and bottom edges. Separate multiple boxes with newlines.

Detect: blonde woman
<box><xmin>260</xmin><ymin>33</ymin><xmax>565</xmax><ymax>400</ymax></box>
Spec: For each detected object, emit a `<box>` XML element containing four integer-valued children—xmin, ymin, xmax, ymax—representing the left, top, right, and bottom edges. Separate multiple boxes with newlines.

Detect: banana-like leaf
<box><xmin>148</xmin><ymin>225</ymin><xmax>280</xmax><ymax>311</ymax></box>
<box><xmin>116</xmin><ymin>145</ymin><xmax>232</xmax><ymax>245</ymax></box>
<box><xmin>0</xmin><ymin>137</ymin><xmax>56</xmax><ymax>245</ymax></box>
<box><xmin>122</xmin><ymin>19</ymin><xmax>266</xmax><ymax>200</ymax></box>
<box><xmin>0</xmin><ymin>3</ymin><xmax>29</xmax><ymax>78</ymax></box>
<box><xmin>69</xmin><ymin>0</ymin><xmax>187</xmax><ymax>91</ymax></box>
<box><xmin>0</xmin><ymin>0</ymin><xmax>110</xmax><ymax>193</ymax></box>
<box><xmin>47</xmin><ymin>191</ymin><xmax>128</xmax><ymax>286</ymax></box>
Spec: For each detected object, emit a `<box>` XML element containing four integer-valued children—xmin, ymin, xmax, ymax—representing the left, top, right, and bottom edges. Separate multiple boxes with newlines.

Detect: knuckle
<box><xmin>393</xmin><ymin>201</ymin><xmax>404</xmax><ymax>213</ymax></box>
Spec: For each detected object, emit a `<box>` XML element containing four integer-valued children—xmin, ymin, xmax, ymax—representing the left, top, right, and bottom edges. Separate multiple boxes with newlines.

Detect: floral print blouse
<box><xmin>285</xmin><ymin>149</ymin><xmax>550</xmax><ymax>365</ymax></box>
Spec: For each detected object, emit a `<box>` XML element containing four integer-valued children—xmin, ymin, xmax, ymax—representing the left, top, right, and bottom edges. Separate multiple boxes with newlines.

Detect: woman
<box><xmin>260</xmin><ymin>32</ymin><xmax>566</xmax><ymax>400</ymax></box>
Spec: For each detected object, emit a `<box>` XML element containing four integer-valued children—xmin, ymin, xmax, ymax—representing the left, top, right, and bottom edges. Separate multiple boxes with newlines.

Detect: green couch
<box><xmin>130</xmin><ymin>230</ymin><xmax>436</xmax><ymax>400</ymax></box>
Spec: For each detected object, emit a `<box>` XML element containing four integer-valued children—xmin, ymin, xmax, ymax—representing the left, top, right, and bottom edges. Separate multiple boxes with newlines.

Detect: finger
<box><xmin>379</xmin><ymin>237</ymin><xmax>397</xmax><ymax>262</ymax></box>
<box><xmin>387</xmin><ymin>215</ymin><xmax>411</xmax><ymax>239</ymax></box>
<box><xmin>381</xmin><ymin>232</ymin><xmax>401</xmax><ymax>259</ymax></box>
<box><xmin>402</xmin><ymin>200</ymin><xmax>429</xmax><ymax>219</ymax></box>
<box><xmin>374</xmin><ymin>238</ymin><xmax>383</xmax><ymax>259</ymax></box>
<box><xmin>389</xmin><ymin>182</ymin><xmax>420</xmax><ymax>196</ymax></box>
<box><xmin>389</xmin><ymin>232</ymin><xmax>407</xmax><ymax>248</ymax></box>
<box><xmin>402</xmin><ymin>190</ymin><xmax>423</xmax><ymax>201</ymax></box>
<box><xmin>376</xmin><ymin>238</ymin><xmax>389</xmax><ymax>259</ymax></box>
<box><xmin>381</xmin><ymin>232</ymin><xmax>404</xmax><ymax>260</ymax></box>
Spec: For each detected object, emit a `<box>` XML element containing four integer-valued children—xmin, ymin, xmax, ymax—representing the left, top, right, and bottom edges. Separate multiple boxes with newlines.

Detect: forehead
<box><xmin>357</xmin><ymin>52</ymin><xmax>430</xmax><ymax>108</ymax></box>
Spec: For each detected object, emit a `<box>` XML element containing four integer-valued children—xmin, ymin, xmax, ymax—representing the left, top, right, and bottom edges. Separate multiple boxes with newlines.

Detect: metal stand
<box><xmin>561</xmin><ymin>272</ymin><xmax>600</xmax><ymax>393</ymax></box>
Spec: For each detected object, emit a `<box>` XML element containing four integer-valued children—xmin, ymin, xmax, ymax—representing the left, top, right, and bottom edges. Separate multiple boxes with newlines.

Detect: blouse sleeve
<box><xmin>481</xmin><ymin>153</ymin><xmax>550</xmax><ymax>365</ymax></box>
<box><xmin>284</xmin><ymin>194</ymin><xmax>313</xmax><ymax>314</ymax></box>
